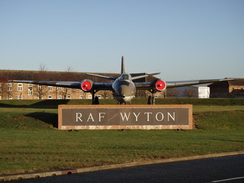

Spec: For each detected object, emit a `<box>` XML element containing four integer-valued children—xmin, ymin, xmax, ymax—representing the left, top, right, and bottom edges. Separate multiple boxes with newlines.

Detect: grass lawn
<box><xmin>0</xmin><ymin>100</ymin><xmax>244</xmax><ymax>175</ymax></box>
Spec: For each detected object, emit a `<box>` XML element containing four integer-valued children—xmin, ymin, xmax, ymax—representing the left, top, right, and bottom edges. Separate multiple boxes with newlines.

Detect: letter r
<box><xmin>76</xmin><ymin>113</ymin><xmax>83</xmax><ymax>122</ymax></box>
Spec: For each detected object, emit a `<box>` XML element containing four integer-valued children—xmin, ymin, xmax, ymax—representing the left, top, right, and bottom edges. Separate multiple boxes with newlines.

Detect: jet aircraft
<box><xmin>10</xmin><ymin>57</ymin><xmax>234</xmax><ymax>104</ymax></box>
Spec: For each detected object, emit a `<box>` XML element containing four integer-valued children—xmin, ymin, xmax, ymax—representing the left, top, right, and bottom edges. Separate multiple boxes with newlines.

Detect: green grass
<box><xmin>194</xmin><ymin>110</ymin><xmax>244</xmax><ymax>130</ymax></box>
<box><xmin>0</xmin><ymin>99</ymin><xmax>244</xmax><ymax>175</ymax></box>
<box><xmin>1</xmin><ymin>128</ymin><xmax>243</xmax><ymax>175</ymax></box>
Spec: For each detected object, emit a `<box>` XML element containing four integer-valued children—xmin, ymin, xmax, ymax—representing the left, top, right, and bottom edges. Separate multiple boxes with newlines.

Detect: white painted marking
<box><xmin>212</xmin><ymin>176</ymin><xmax>244</xmax><ymax>182</ymax></box>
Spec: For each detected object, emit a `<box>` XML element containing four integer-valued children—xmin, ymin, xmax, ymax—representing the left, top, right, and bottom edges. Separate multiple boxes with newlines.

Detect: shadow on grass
<box><xmin>28</xmin><ymin>100</ymin><xmax>70</xmax><ymax>109</ymax></box>
<box><xmin>0</xmin><ymin>100</ymin><xmax>71</xmax><ymax>109</ymax></box>
<box><xmin>26</xmin><ymin>112</ymin><xmax>58</xmax><ymax>128</ymax></box>
<box><xmin>212</xmin><ymin>138</ymin><xmax>244</xmax><ymax>143</ymax></box>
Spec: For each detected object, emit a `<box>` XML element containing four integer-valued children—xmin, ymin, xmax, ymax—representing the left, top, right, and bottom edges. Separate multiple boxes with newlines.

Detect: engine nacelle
<box><xmin>154</xmin><ymin>79</ymin><xmax>167</xmax><ymax>92</ymax></box>
<box><xmin>81</xmin><ymin>79</ymin><xmax>94</xmax><ymax>92</ymax></box>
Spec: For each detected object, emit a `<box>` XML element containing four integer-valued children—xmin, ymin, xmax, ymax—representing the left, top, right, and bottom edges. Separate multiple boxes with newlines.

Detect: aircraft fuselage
<box><xmin>112</xmin><ymin>73</ymin><xmax>136</xmax><ymax>104</ymax></box>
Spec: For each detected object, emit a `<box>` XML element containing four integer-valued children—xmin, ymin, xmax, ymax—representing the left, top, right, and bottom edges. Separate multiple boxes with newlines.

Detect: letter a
<box><xmin>87</xmin><ymin>113</ymin><xmax>95</xmax><ymax>122</ymax></box>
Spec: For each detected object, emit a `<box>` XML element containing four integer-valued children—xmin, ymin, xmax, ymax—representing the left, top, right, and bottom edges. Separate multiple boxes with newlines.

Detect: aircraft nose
<box><xmin>120</xmin><ymin>85</ymin><xmax>131</xmax><ymax>97</ymax></box>
<box><xmin>114</xmin><ymin>84</ymin><xmax>132</xmax><ymax>97</ymax></box>
<box><xmin>112</xmin><ymin>81</ymin><xmax>136</xmax><ymax>103</ymax></box>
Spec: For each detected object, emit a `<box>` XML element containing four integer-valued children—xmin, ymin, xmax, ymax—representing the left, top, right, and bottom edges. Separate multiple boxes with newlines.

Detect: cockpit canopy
<box><xmin>121</xmin><ymin>73</ymin><xmax>131</xmax><ymax>81</ymax></box>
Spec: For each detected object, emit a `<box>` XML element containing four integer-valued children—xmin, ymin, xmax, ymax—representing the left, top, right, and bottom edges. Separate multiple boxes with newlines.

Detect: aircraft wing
<box><xmin>9</xmin><ymin>80</ymin><xmax>113</xmax><ymax>91</ymax></box>
<box><xmin>10</xmin><ymin>78</ymin><xmax>235</xmax><ymax>93</ymax></box>
<box><xmin>166</xmin><ymin>78</ymin><xmax>235</xmax><ymax>88</ymax></box>
<box><xmin>134</xmin><ymin>78</ymin><xmax>235</xmax><ymax>91</ymax></box>
<box><xmin>9</xmin><ymin>80</ymin><xmax>82</xmax><ymax>89</ymax></box>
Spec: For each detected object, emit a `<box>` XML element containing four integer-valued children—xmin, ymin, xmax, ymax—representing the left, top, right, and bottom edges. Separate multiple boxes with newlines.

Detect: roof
<box><xmin>208</xmin><ymin>79</ymin><xmax>244</xmax><ymax>87</ymax></box>
<box><xmin>228</xmin><ymin>79</ymin><xmax>244</xmax><ymax>86</ymax></box>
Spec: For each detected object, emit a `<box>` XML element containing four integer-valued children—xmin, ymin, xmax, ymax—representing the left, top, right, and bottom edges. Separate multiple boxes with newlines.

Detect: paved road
<box><xmin>11</xmin><ymin>154</ymin><xmax>244</xmax><ymax>183</ymax></box>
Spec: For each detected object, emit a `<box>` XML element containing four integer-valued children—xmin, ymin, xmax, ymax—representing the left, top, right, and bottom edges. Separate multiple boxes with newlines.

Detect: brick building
<box><xmin>208</xmin><ymin>79</ymin><xmax>244</xmax><ymax>98</ymax></box>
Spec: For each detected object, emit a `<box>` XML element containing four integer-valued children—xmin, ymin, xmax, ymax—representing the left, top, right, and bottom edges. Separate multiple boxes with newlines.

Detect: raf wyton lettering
<box><xmin>58</xmin><ymin>105</ymin><xmax>193</xmax><ymax>130</ymax></box>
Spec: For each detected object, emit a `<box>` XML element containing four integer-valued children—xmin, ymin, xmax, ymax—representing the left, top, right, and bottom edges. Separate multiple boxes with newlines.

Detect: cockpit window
<box><xmin>122</xmin><ymin>74</ymin><xmax>129</xmax><ymax>80</ymax></box>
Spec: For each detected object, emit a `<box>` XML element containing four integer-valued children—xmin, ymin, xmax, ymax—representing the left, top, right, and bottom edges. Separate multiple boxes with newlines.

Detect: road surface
<box><xmin>10</xmin><ymin>154</ymin><xmax>244</xmax><ymax>183</ymax></box>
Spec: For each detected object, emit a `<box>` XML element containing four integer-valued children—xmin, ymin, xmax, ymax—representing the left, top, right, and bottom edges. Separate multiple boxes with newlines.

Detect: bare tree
<box><xmin>136</xmin><ymin>90</ymin><xmax>148</xmax><ymax>98</ymax></box>
<box><xmin>166</xmin><ymin>88</ymin><xmax>180</xmax><ymax>98</ymax></box>
<box><xmin>183</xmin><ymin>88</ymin><xmax>198</xmax><ymax>98</ymax></box>
<box><xmin>39</xmin><ymin>64</ymin><xmax>48</xmax><ymax>72</ymax></box>
<box><xmin>66</xmin><ymin>66</ymin><xmax>73</xmax><ymax>73</ymax></box>
<box><xmin>156</xmin><ymin>91</ymin><xmax>166</xmax><ymax>98</ymax></box>
<box><xmin>97</xmin><ymin>90</ymin><xmax>113</xmax><ymax>99</ymax></box>
<box><xmin>32</xmin><ymin>64</ymin><xmax>50</xmax><ymax>99</ymax></box>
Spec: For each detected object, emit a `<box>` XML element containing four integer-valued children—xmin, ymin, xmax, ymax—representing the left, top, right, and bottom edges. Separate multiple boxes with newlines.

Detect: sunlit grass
<box><xmin>0</xmin><ymin>99</ymin><xmax>244</xmax><ymax>175</ymax></box>
<box><xmin>1</xmin><ymin>128</ymin><xmax>244</xmax><ymax>174</ymax></box>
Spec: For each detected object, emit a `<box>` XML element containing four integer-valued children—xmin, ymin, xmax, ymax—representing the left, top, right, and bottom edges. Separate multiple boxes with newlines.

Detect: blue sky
<box><xmin>0</xmin><ymin>0</ymin><xmax>243</xmax><ymax>81</ymax></box>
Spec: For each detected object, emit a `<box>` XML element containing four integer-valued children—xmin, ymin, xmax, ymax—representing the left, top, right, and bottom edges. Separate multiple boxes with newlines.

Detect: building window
<box><xmin>48</xmin><ymin>95</ymin><xmax>52</xmax><ymax>99</ymax></box>
<box><xmin>79</xmin><ymin>95</ymin><xmax>83</xmax><ymax>99</ymax></box>
<box><xmin>8</xmin><ymin>95</ymin><xmax>12</xmax><ymax>100</ymax></box>
<box><xmin>57</xmin><ymin>87</ymin><xmax>62</xmax><ymax>91</ymax></box>
<box><xmin>38</xmin><ymin>85</ymin><xmax>42</xmax><ymax>91</ymax></box>
<box><xmin>8</xmin><ymin>83</ymin><xmax>12</xmax><ymax>91</ymax></box>
<box><xmin>88</xmin><ymin>95</ymin><xmax>92</xmax><ymax>99</ymax></box>
<box><xmin>18</xmin><ymin>95</ymin><xmax>23</xmax><ymax>100</ymax></box>
<box><xmin>17</xmin><ymin>83</ymin><xmax>23</xmax><ymax>91</ymax></box>
<box><xmin>38</xmin><ymin>95</ymin><xmax>43</xmax><ymax>99</ymax></box>
<box><xmin>58</xmin><ymin>95</ymin><xmax>62</xmax><ymax>99</ymax></box>
<box><xmin>48</xmin><ymin>86</ymin><xmax>53</xmax><ymax>91</ymax></box>
<box><xmin>66</xmin><ymin>95</ymin><xmax>71</xmax><ymax>99</ymax></box>
<box><xmin>28</xmin><ymin>84</ymin><xmax>33</xmax><ymax>96</ymax></box>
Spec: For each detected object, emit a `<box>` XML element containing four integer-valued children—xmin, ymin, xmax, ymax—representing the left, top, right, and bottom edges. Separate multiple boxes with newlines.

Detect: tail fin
<box><xmin>121</xmin><ymin>56</ymin><xmax>125</xmax><ymax>74</ymax></box>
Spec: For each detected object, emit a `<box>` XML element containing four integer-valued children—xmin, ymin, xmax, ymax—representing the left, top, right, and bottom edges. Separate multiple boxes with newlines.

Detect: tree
<box><xmin>97</xmin><ymin>90</ymin><xmax>113</xmax><ymax>99</ymax></box>
<box><xmin>183</xmin><ymin>88</ymin><xmax>198</xmax><ymax>98</ymax></box>
<box><xmin>32</xmin><ymin>64</ymin><xmax>50</xmax><ymax>99</ymax></box>
<box><xmin>166</xmin><ymin>88</ymin><xmax>180</xmax><ymax>98</ymax></box>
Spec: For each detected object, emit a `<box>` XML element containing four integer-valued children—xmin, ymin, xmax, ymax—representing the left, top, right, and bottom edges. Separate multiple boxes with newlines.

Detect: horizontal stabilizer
<box><xmin>86</xmin><ymin>73</ymin><xmax>117</xmax><ymax>80</ymax></box>
<box><xmin>147</xmin><ymin>72</ymin><xmax>160</xmax><ymax>76</ymax></box>
<box><xmin>131</xmin><ymin>72</ymin><xmax>160</xmax><ymax>80</ymax></box>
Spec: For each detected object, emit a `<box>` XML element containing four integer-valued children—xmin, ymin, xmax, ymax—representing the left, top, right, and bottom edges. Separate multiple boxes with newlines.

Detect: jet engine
<box><xmin>154</xmin><ymin>79</ymin><xmax>167</xmax><ymax>92</ymax></box>
<box><xmin>81</xmin><ymin>79</ymin><xmax>93</xmax><ymax>92</ymax></box>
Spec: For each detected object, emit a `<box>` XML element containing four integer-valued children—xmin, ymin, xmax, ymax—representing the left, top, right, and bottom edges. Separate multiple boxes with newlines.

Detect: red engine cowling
<box><xmin>154</xmin><ymin>80</ymin><xmax>167</xmax><ymax>92</ymax></box>
<box><xmin>81</xmin><ymin>79</ymin><xmax>93</xmax><ymax>92</ymax></box>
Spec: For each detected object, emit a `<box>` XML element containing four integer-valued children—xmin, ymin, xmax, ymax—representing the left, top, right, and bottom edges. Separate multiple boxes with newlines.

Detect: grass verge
<box><xmin>0</xmin><ymin>100</ymin><xmax>244</xmax><ymax>175</ymax></box>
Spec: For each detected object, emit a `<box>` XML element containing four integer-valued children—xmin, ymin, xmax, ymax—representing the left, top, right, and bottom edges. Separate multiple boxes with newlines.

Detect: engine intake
<box><xmin>81</xmin><ymin>79</ymin><xmax>93</xmax><ymax>92</ymax></box>
<box><xmin>155</xmin><ymin>80</ymin><xmax>166</xmax><ymax>92</ymax></box>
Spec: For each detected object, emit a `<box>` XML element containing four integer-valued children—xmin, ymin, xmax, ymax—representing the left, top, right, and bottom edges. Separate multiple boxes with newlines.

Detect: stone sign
<box><xmin>58</xmin><ymin>105</ymin><xmax>193</xmax><ymax>130</ymax></box>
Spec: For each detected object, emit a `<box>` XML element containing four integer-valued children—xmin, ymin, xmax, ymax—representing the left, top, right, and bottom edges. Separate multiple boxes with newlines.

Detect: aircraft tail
<box><xmin>121</xmin><ymin>56</ymin><xmax>125</xmax><ymax>74</ymax></box>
